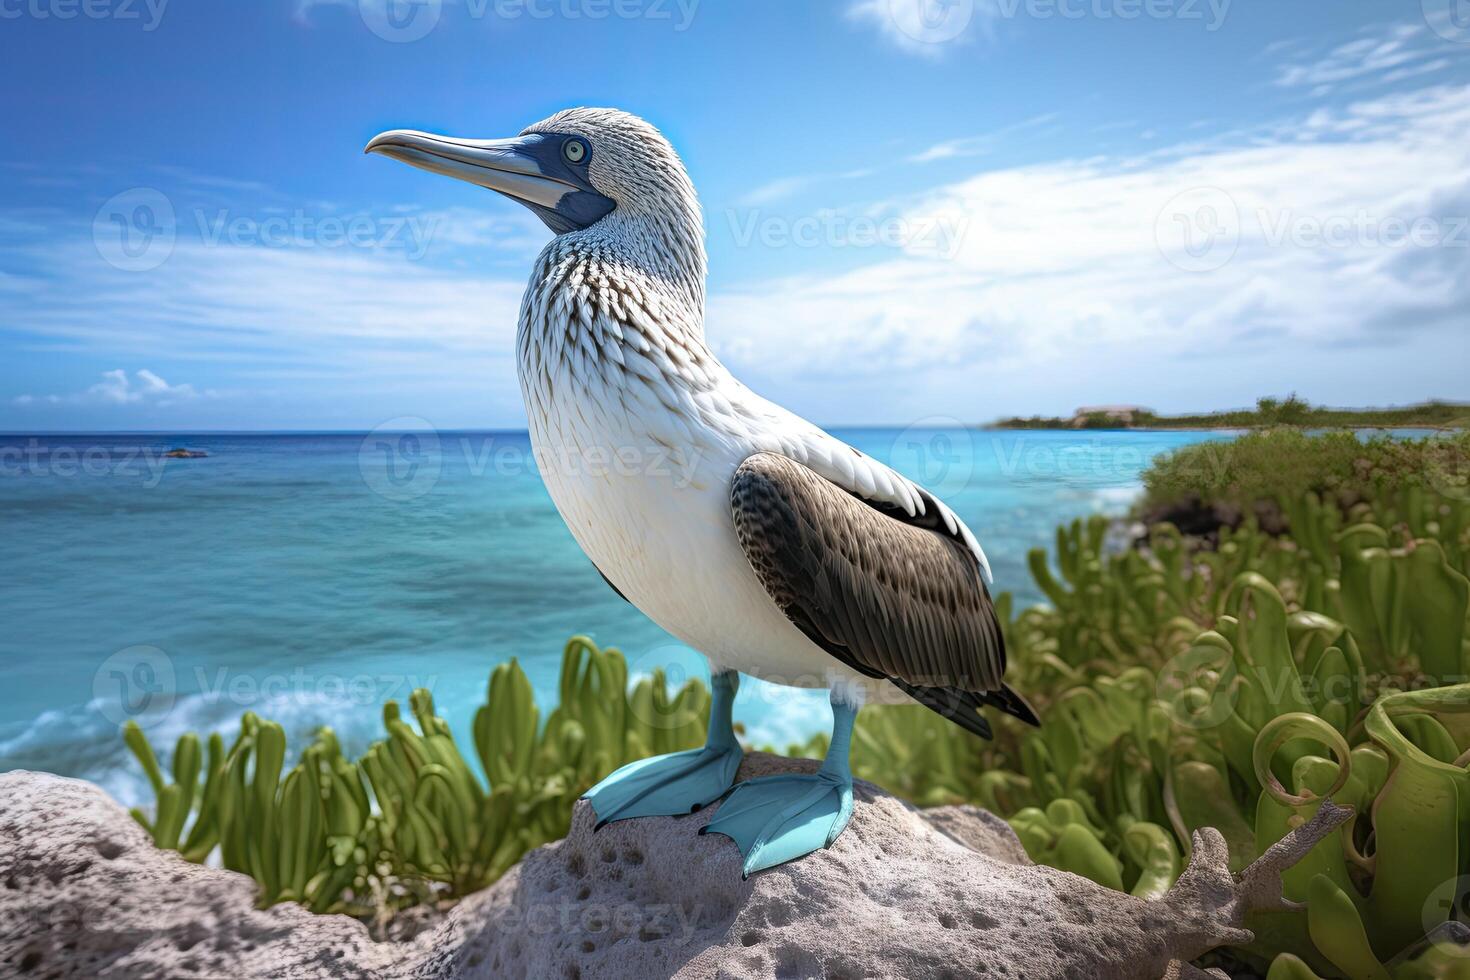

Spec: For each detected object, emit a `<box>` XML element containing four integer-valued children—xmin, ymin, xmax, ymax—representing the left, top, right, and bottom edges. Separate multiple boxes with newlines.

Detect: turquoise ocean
<box><xmin>0</xmin><ymin>427</ymin><xmax>1239</xmax><ymax>805</ymax></box>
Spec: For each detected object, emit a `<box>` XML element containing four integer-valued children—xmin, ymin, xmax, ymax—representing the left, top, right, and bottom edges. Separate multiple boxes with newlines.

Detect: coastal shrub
<box><xmin>1138</xmin><ymin>428</ymin><xmax>1470</xmax><ymax>520</ymax></box>
<box><xmin>997</xmin><ymin>397</ymin><xmax>1470</xmax><ymax>432</ymax></box>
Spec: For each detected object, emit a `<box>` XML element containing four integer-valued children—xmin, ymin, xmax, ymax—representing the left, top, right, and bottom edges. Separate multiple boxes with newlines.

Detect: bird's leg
<box><xmin>583</xmin><ymin>669</ymin><xmax>743</xmax><ymax>829</ymax></box>
<box><xmin>700</xmin><ymin>690</ymin><xmax>856</xmax><ymax>878</ymax></box>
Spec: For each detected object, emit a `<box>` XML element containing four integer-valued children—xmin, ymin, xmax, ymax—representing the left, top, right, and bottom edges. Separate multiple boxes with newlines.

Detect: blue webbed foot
<box><xmin>583</xmin><ymin>743</ymin><xmax>743</xmax><ymax>827</ymax></box>
<box><xmin>582</xmin><ymin>669</ymin><xmax>742</xmax><ymax>828</ymax></box>
<box><xmin>701</xmin><ymin>690</ymin><xmax>859</xmax><ymax>877</ymax></box>
<box><xmin>699</xmin><ymin>768</ymin><xmax>853</xmax><ymax>877</ymax></box>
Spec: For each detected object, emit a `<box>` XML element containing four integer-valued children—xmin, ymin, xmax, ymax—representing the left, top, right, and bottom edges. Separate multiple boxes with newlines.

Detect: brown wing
<box><xmin>731</xmin><ymin>453</ymin><xmax>1035</xmax><ymax>736</ymax></box>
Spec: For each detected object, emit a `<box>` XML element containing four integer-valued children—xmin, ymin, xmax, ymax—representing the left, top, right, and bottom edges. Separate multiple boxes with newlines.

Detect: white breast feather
<box><xmin>517</xmin><ymin>234</ymin><xmax>994</xmax><ymax>594</ymax></box>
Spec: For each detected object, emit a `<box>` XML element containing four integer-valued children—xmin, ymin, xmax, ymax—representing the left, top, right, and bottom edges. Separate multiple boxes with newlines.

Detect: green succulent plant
<box><xmin>832</xmin><ymin>481</ymin><xmax>1469</xmax><ymax>977</ymax></box>
<box><xmin>124</xmin><ymin>636</ymin><xmax>709</xmax><ymax>917</ymax></box>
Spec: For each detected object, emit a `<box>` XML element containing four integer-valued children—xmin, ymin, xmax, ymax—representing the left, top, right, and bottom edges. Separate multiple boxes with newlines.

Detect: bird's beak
<box><xmin>365</xmin><ymin>130</ymin><xmax>574</xmax><ymax>210</ymax></box>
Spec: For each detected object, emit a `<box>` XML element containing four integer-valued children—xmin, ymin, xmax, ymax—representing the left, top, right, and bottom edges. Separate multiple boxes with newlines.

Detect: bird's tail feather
<box><xmin>976</xmin><ymin>683</ymin><xmax>1041</xmax><ymax>728</ymax></box>
<box><xmin>891</xmin><ymin>680</ymin><xmax>994</xmax><ymax>740</ymax></box>
<box><xmin>892</xmin><ymin>680</ymin><xmax>1040</xmax><ymax>740</ymax></box>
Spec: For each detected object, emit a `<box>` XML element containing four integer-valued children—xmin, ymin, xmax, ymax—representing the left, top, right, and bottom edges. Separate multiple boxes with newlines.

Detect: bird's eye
<box><xmin>562</xmin><ymin>139</ymin><xmax>587</xmax><ymax>164</ymax></box>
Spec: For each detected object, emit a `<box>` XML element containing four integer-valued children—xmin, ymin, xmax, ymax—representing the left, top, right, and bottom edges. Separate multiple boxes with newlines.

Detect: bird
<box><xmin>366</xmin><ymin>109</ymin><xmax>1038</xmax><ymax>877</ymax></box>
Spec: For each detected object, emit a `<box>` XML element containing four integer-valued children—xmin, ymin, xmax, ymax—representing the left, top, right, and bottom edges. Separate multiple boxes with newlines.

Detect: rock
<box><xmin>163</xmin><ymin>448</ymin><xmax>207</xmax><ymax>458</ymax></box>
<box><xmin>1133</xmin><ymin>495</ymin><xmax>1290</xmax><ymax>543</ymax></box>
<box><xmin>0</xmin><ymin>758</ymin><xmax>1350</xmax><ymax>980</ymax></box>
<box><xmin>1135</xmin><ymin>493</ymin><xmax>1244</xmax><ymax>540</ymax></box>
<box><xmin>0</xmin><ymin>770</ymin><xmax>395</xmax><ymax>979</ymax></box>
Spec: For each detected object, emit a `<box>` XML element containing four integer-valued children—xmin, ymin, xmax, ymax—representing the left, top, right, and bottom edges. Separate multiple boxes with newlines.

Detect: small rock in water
<box><xmin>163</xmin><ymin>448</ymin><xmax>207</xmax><ymax>458</ymax></box>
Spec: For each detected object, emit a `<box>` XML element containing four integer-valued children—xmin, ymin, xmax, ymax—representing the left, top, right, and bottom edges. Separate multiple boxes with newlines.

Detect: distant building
<box><xmin>1068</xmin><ymin>405</ymin><xmax>1151</xmax><ymax>428</ymax></box>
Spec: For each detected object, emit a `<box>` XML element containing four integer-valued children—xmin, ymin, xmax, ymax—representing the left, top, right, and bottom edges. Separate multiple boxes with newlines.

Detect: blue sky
<box><xmin>1</xmin><ymin>0</ymin><xmax>1467</xmax><ymax>430</ymax></box>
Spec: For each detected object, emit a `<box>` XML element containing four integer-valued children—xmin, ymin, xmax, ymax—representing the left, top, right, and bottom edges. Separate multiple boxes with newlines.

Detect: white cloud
<box><xmin>1381</xmin><ymin>57</ymin><xmax>1453</xmax><ymax>85</ymax></box>
<box><xmin>910</xmin><ymin>114</ymin><xmax>1061</xmax><ymax>163</ymax></box>
<box><xmin>736</xmin><ymin>170</ymin><xmax>877</xmax><ymax>207</ymax></box>
<box><xmin>151</xmin><ymin>165</ymin><xmax>274</xmax><ymax>196</ymax></box>
<box><xmin>739</xmin><ymin>176</ymin><xmax>821</xmax><ymax>207</ymax></box>
<box><xmin>705</xmin><ymin>82</ymin><xmax>1470</xmax><ymax>416</ymax></box>
<box><xmin>9</xmin><ymin>240</ymin><xmax>525</xmax><ymax>359</ymax></box>
<box><xmin>406</xmin><ymin>206</ymin><xmax>547</xmax><ymax>253</ymax></box>
<box><xmin>1273</xmin><ymin>22</ymin><xmax>1451</xmax><ymax>93</ymax></box>
<box><xmin>14</xmin><ymin>369</ymin><xmax>211</xmax><ymax>408</ymax></box>
<box><xmin>3</xmin><ymin>237</ymin><xmax>534</xmax><ymax>423</ymax></box>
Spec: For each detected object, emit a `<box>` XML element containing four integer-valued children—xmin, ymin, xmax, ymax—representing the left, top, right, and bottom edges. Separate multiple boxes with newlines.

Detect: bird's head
<box><xmin>366</xmin><ymin>108</ymin><xmax>701</xmax><ymax>243</ymax></box>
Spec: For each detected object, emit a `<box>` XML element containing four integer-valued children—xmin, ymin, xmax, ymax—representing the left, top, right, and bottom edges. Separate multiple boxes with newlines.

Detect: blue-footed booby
<box><xmin>367</xmin><ymin>108</ymin><xmax>1038</xmax><ymax>876</ymax></box>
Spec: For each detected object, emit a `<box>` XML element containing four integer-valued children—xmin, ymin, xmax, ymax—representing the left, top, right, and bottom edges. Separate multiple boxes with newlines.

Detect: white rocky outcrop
<box><xmin>0</xmin><ymin>756</ymin><xmax>1348</xmax><ymax>979</ymax></box>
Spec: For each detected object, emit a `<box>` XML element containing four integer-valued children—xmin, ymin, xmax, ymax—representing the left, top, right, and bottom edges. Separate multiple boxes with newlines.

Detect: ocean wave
<box><xmin>1090</xmin><ymin>484</ymin><xmax>1143</xmax><ymax>512</ymax></box>
<box><xmin>0</xmin><ymin>687</ymin><xmax>395</xmax><ymax>810</ymax></box>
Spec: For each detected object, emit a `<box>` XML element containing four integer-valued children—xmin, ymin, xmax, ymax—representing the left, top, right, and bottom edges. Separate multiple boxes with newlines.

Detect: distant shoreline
<box><xmin>988</xmin><ymin>398</ymin><xmax>1470</xmax><ymax>432</ymax></box>
<box><xmin>985</xmin><ymin>422</ymin><xmax>1465</xmax><ymax>432</ymax></box>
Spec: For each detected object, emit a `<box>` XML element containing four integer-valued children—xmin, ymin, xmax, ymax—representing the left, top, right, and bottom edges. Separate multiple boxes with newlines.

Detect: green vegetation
<box><xmin>994</xmin><ymin>396</ymin><xmax>1470</xmax><ymax>431</ymax></box>
<box><xmin>1139</xmin><ymin>428</ymin><xmax>1470</xmax><ymax>519</ymax></box>
<box><xmin>124</xmin><ymin>431</ymin><xmax>1470</xmax><ymax>974</ymax></box>
<box><xmin>124</xmin><ymin>638</ymin><xmax>709</xmax><ymax>919</ymax></box>
<box><xmin>987</xmin><ymin>510</ymin><xmax>1468</xmax><ymax>978</ymax></box>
